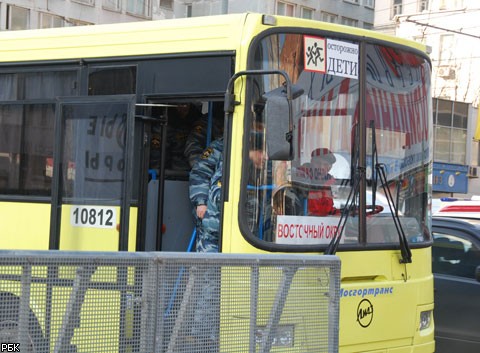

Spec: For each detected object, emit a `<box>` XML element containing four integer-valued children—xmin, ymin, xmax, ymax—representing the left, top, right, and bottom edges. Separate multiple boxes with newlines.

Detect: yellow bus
<box><xmin>0</xmin><ymin>13</ymin><xmax>434</xmax><ymax>352</ymax></box>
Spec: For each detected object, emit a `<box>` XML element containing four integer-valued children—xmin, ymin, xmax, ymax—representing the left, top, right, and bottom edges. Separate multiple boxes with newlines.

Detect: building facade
<box><xmin>0</xmin><ymin>1</ymin><xmax>375</xmax><ymax>30</ymax></box>
<box><xmin>0</xmin><ymin>0</ymin><xmax>176</xmax><ymax>29</ymax></box>
<box><xmin>375</xmin><ymin>0</ymin><xmax>480</xmax><ymax>198</ymax></box>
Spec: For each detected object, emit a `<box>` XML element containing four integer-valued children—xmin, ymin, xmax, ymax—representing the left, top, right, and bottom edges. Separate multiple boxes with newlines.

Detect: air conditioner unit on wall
<box><xmin>468</xmin><ymin>166</ymin><xmax>478</xmax><ymax>178</ymax></box>
<box><xmin>437</xmin><ymin>67</ymin><xmax>455</xmax><ymax>79</ymax></box>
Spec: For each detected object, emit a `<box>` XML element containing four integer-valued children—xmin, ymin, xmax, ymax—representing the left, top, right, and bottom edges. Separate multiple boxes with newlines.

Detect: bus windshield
<box><xmin>241</xmin><ymin>32</ymin><xmax>432</xmax><ymax>250</ymax></box>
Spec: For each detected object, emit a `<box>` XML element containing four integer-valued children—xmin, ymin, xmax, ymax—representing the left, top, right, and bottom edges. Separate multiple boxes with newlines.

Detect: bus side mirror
<box><xmin>263</xmin><ymin>84</ymin><xmax>303</xmax><ymax>161</ymax></box>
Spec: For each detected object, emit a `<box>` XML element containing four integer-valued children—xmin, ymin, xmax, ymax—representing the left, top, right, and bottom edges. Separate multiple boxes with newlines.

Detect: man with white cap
<box><xmin>301</xmin><ymin>147</ymin><xmax>337</xmax><ymax>216</ymax></box>
<box><xmin>309</xmin><ymin>148</ymin><xmax>336</xmax><ymax>183</ymax></box>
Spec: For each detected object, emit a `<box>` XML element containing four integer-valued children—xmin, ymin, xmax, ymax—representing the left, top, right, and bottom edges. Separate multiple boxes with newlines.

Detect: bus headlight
<box><xmin>255</xmin><ymin>324</ymin><xmax>294</xmax><ymax>347</ymax></box>
<box><xmin>419</xmin><ymin>310</ymin><xmax>432</xmax><ymax>330</ymax></box>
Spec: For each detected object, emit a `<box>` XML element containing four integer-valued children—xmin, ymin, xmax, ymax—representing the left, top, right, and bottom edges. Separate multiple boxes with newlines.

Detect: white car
<box><xmin>434</xmin><ymin>197</ymin><xmax>480</xmax><ymax>219</ymax></box>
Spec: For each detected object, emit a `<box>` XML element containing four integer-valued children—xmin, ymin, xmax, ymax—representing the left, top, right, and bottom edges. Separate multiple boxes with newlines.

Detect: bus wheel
<box><xmin>0</xmin><ymin>292</ymin><xmax>47</xmax><ymax>353</ymax></box>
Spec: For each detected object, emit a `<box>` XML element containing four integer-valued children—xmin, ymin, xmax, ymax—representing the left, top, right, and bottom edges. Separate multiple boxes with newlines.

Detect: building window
<box><xmin>341</xmin><ymin>17</ymin><xmax>358</xmax><ymax>27</ymax></box>
<box><xmin>127</xmin><ymin>0</ymin><xmax>152</xmax><ymax>17</ymax></box>
<box><xmin>440</xmin><ymin>0</ymin><xmax>463</xmax><ymax>10</ymax></box>
<box><xmin>186</xmin><ymin>3</ymin><xmax>192</xmax><ymax>17</ymax></box>
<box><xmin>392</xmin><ymin>0</ymin><xmax>402</xmax><ymax>17</ymax></box>
<box><xmin>40</xmin><ymin>13</ymin><xmax>64</xmax><ymax>29</ymax></box>
<box><xmin>103</xmin><ymin>0</ymin><xmax>122</xmax><ymax>11</ymax></box>
<box><xmin>160</xmin><ymin>0</ymin><xmax>173</xmax><ymax>9</ymax></box>
<box><xmin>418</xmin><ymin>0</ymin><xmax>429</xmax><ymax>12</ymax></box>
<box><xmin>364</xmin><ymin>0</ymin><xmax>375</xmax><ymax>8</ymax></box>
<box><xmin>66</xmin><ymin>19</ymin><xmax>93</xmax><ymax>26</ymax></box>
<box><xmin>433</xmin><ymin>98</ymin><xmax>468</xmax><ymax>164</ymax></box>
<box><xmin>7</xmin><ymin>5</ymin><xmax>29</xmax><ymax>30</ymax></box>
<box><xmin>322</xmin><ymin>12</ymin><xmax>338</xmax><ymax>23</ymax></box>
<box><xmin>344</xmin><ymin>0</ymin><xmax>360</xmax><ymax>4</ymax></box>
<box><xmin>301</xmin><ymin>7</ymin><xmax>314</xmax><ymax>19</ymax></box>
<box><xmin>72</xmin><ymin>0</ymin><xmax>95</xmax><ymax>5</ymax></box>
<box><xmin>277</xmin><ymin>1</ymin><xmax>295</xmax><ymax>17</ymax></box>
<box><xmin>363</xmin><ymin>22</ymin><xmax>373</xmax><ymax>30</ymax></box>
<box><xmin>439</xmin><ymin>34</ymin><xmax>454</xmax><ymax>67</ymax></box>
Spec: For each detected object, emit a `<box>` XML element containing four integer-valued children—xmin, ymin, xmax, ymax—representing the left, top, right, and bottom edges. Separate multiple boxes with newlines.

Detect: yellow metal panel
<box><xmin>0</xmin><ymin>201</ymin><xmax>50</xmax><ymax>249</ymax></box>
<box><xmin>337</xmin><ymin>248</ymin><xmax>434</xmax><ymax>352</ymax></box>
<box><xmin>59</xmin><ymin>205</ymin><xmax>121</xmax><ymax>251</ymax></box>
<box><xmin>0</xmin><ymin>14</ymin><xmax>250</xmax><ymax>62</ymax></box>
<box><xmin>58</xmin><ymin>205</ymin><xmax>138</xmax><ymax>251</ymax></box>
<box><xmin>0</xmin><ymin>202</ymin><xmax>138</xmax><ymax>251</ymax></box>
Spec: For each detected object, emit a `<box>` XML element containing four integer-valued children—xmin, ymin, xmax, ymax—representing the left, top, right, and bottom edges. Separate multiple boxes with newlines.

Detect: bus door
<box><xmin>140</xmin><ymin>100</ymin><xmax>199</xmax><ymax>252</ymax></box>
<box><xmin>49</xmin><ymin>95</ymin><xmax>136</xmax><ymax>251</ymax></box>
<box><xmin>140</xmin><ymin>100</ymin><xmax>223</xmax><ymax>252</ymax></box>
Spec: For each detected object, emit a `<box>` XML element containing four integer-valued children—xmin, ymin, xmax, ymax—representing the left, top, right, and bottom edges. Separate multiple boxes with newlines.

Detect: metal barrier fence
<box><xmin>0</xmin><ymin>251</ymin><xmax>340</xmax><ymax>353</ymax></box>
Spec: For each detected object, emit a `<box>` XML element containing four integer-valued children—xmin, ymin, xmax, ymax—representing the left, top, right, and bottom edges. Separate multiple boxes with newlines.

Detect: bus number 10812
<box><xmin>70</xmin><ymin>206</ymin><xmax>117</xmax><ymax>229</ymax></box>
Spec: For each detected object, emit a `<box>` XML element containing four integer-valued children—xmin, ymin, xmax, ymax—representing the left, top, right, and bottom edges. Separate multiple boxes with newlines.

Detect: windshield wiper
<box><xmin>371</xmin><ymin>120</ymin><xmax>412</xmax><ymax>264</ymax></box>
<box><xmin>324</xmin><ymin>166</ymin><xmax>363</xmax><ymax>255</ymax></box>
<box><xmin>325</xmin><ymin>123</ymin><xmax>361</xmax><ymax>255</ymax></box>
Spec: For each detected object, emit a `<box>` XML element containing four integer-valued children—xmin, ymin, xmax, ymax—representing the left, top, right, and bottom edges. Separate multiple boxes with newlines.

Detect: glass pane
<box><xmin>451</xmin><ymin>128</ymin><xmax>466</xmax><ymax>164</ymax></box>
<box><xmin>103</xmin><ymin>0</ymin><xmax>121</xmax><ymax>11</ymax></box>
<box><xmin>61</xmin><ymin>102</ymin><xmax>128</xmax><ymax>202</ymax></box>
<box><xmin>40</xmin><ymin>13</ymin><xmax>64</xmax><ymax>28</ymax></box>
<box><xmin>365</xmin><ymin>43</ymin><xmax>431</xmax><ymax>244</ymax></box>
<box><xmin>0</xmin><ymin>105</ymin><xmax>22</xmax><ymax>193</ymax></box>
<box><xmin>434</xmin><ymin>126</ymin><xmax>451</xmax><ymax>162</ymax></box>
<box><xmin>1</xmin><ymin>71</ymin><xmax>77</xmax><ymax>101</ymax></box>
<box><xmin>437</xmin><ymin>99</ymin><xmax>452</xmax><ymax>126</ymax></box>
<box><xmin>88</xmin><ymin>66</ymin><xmax>137</xmax><ymax>95</ymax></box>
<box><xmin>24</xmin><ymin>71</ymin><xmax>77</xmax><ymax>99</ymax></box>
<box><xmin>433</xmin><ymin>232</ymin><xmax>478</xmax><ymax>279</ymax></box>
<box><xmin>8</xmin><ymin>6</ymin><xmax>29</xmax><ymax>30</ymax></box>
<box><xmin>302</xmin><ymin>8</ymin><xmax>313</xmax><ymax>19</ymax></box>
<box><xmin>453</xmin><ymin>101</ymin><xmax>468</xmax><ymax>129</ymax></box>
<box><xmin>247</xmin><ymin>33</ymin><xmax>357</xmax><ymax>245</ymax></box>
<box><xmin>160</xmin><ymin>0</ymin><xmax>173</xmax><ymax>9</ymax></box>
<box><xmin>286</xmin><ymin>4</ymin><xmax>295</xmax><ymax>16</ymax></box>
<box><xmin>126</xmin><ymin>0</ymin><xmax>150</xmax><ymax>16</ymax></box>
<box><xmin>0</xmin><ymin>74</ymin><xmax>18</xmax><ymax>101</ymax></box>
<box><xmin>0</xmin><ymin>104</ymin><xmax>55</xmax><ymax>196</ymax></box>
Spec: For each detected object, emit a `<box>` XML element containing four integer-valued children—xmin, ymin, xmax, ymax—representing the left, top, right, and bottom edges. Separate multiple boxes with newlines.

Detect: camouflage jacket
<box><xmin>189</xmin><ymin>138</ymin><xmax>224</xmax><ymax>208</ymax></box>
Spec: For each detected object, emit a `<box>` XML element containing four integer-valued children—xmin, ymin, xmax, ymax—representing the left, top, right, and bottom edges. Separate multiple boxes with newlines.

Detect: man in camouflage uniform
<box><xmin>189</xmin><ymin>137</ymin><xmax>223</xmax><ymax>252</ymax></box>
<box><xmin>188</xmin><ymin>137</ymin><xmax>223</xmax><ymax>346</ymax></box>
<box><xmin>149</xmin><ymin>103</ymin><xmax>202</xmax><ymax>171</ymax></box>
<box><xmin>184</xmin><ymin>102</ymin><xmax>223</xmax><ymax>169</ymax></box>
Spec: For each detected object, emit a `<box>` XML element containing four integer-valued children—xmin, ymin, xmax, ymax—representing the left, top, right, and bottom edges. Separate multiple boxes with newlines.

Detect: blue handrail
<box><xmin>164</xmin><ymin>227</ymin><xmax>197</xmax><ymax>318</ymax></box>
<box><xmin>148</xmin><ymin>169</ymin><xmax>157</xmax><ymax>180</ymax></box>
